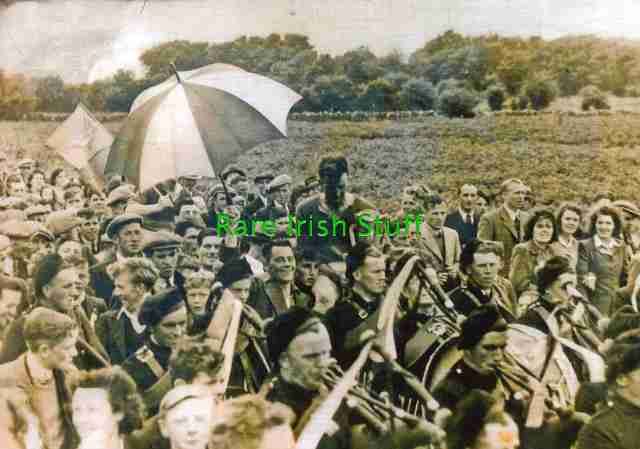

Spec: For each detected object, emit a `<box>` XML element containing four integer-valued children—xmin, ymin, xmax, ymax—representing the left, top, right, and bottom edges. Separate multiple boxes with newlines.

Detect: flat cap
<box><xmin>139</xmin><ymin>289</ymin><xmax>185</xmax><ymax>328</ymax></box>
<box><xmin>207</xmin><ymin>183</ymin><xmax>235</xmax><ymax>199</ymax></box>
<box><xmin>267</xmin><ymin>174</ymin><xmax>292</xmax><ymax>193</ymax></box>
<box><xmin>0</xmin><ymin>220</ymin><xmax>45</xmax><ymax>239</ymax></box>
<box><xmin>25</xmin><ymin>204</ymin><xmax>52</xmax><ymax>218</ymax></box>
<box><xmin>30</xmin><ymin>228</ymin><xmax>55</xmax><ymax>243</ymax></box>
<box><xmin>106</xmin><ymin>213</ymin><xmax>143</xmax><ymax>239</ymax></box>
<box><xmin>16</xmin><ymin>158</ymin><xmax>35</xmax><ymax>168</ymax></box>
<box><xmin>613</xmin><ymin>200</ymin><xmax>640</xmax><ymax>219</ymax></box>
<box><xmin>45</xmin><ymin>210</ymin><xmax>84</xmax><ymax>237</ymax></box>
<box><xmin>143</xmin><ymin>231</ymin><xmax>183</xmax><ymax>254</ymax></box>
<box><xmin>106</xmin><ymin>184</ymin><xmax>135</xmax><ymax>206</ymax></box>
<box><xmin>216</xmin><ymin>257</ymin><xmax>253</xmax><ymax>288</ymax></box>
<box><xmin>266</xmin><ymin>307</ymin><xmax>321</xmax><ymax>369</ymax></box>
<box><xmin>254</xmin><ymin>171</ymin><xmax>275</xmax><ymax>183</ymax></box>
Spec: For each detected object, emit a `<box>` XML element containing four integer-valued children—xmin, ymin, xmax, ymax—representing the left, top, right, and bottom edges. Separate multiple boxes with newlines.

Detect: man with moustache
<box><xmin>445</xmin><ymin>184</ymin><xmax>481</xmax><ymax>248</ymax></box>
<box><xmin>90</xmin><ymin>214</ymin><xmax>145</xmax><ymax>307</ymax></box>
<box><xmin>478</xmin><ymin>178</ymin><xmax>530</xmax><ymax>277</ymax></box>
<box><xmin>296</xmin><ymin>155</ymin><xmax>375</xmax><ymax>264</ymax></box>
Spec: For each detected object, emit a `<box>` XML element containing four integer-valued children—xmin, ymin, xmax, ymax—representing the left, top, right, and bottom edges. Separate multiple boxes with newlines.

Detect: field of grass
<box><xmin>1</xmin><ymin>113</ymin><xmax>639</xmax><ymax>209</ymax></box>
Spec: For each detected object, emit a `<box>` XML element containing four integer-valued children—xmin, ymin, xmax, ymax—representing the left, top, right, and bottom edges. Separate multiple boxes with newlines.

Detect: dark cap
<box><xmin>106</xmin><ymin>214</ymin><xmax>143</xmax><ymax>240</ymax></box>
<box><xmin>216</xmin><ymin>257</ymin><xmax>253</xmax><ymax>288</ymax></box>
<box><xmin>143</xmin><ymin>231</ymin><xmax>183</xmax><ymax>255</ymax></box>
<box><xmin>254</xmin><ymin>171</ymin><xmax>275</xmax><ymax>183</ymax></box>
<box><xmin>266</xmin><ymin>306</ymin><xmax>321</xmax><ymax>369</ymax></box>
<box><xmin>459</xmin><ymin>305</ymin><xmax>507</xmax><ymax>350</ymax></box>
<box><xmin>267</xmin><ymin>175</ymin><xmax>292</xmax><ymax>193</ymax></box>
<box><xmin>220</xmin><ymin>165</ymin><xmax>247</xmax><ymax>182</ymax></box>
<box><xmin>139</xmin><ymin>289</ymin><xmax>186</xmax><ymax>328</ymax></box>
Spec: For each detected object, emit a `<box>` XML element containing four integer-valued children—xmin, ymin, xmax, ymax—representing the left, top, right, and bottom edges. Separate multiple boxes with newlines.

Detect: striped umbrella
<box><xmin>106</xmin><ymin>63</ymin><xmax>302</xmax><ymax>192</ymax></box>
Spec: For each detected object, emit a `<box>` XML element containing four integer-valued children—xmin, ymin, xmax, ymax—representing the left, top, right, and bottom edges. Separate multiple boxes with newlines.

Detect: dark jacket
<box><xmin>95</xmin><ymin>309</ymin><xmax>147</xmax><ymax>365</ymax></box>
<box><xmin>444</xmin><ymin>210</ymin><xmax>479</xmax><ymax>248</ymax></box>
<box><xmin>477</xmin><ymin>206</ymin><xmax>529</xmax><ymax>277</ymax></box>
<box><xmin>576</xmin><ymin>394</ymin><xmax>640</xmax><ymax>449</ymax></box>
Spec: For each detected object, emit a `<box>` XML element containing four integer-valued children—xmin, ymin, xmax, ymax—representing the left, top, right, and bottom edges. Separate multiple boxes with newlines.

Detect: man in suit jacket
<box><xmin>90</xmin><ymin>214</ymin><xmax>144</xmax><ymax>308</ymax></box>
<box><xmin>445</xmin><ymin>184</ymin><xmax>480</xmax><ymax>248</ymax></box>
<box><xmin>96</xmin><ymin>258</ymin><xmax>159</xmax><ymax>365</ymax></box>
<box><xmin>417</xmin><ymin>194</ymin><xmax>462</xmax><ymax>292</ymax></box>
<box><xmin>478</xmin><ymin>178</ymin><xmax>530</xmax><ymax>277</ymax></box>
<box><xmin>0</xmin><ymin>307</ymin><xmax>80</xmax><ymax>449</ymax></box>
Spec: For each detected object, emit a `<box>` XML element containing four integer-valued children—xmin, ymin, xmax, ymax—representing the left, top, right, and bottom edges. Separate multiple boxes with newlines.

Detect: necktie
<box><xmin>465</xmin><ymin>214</ymin><xmax>471</xmax><ymax>225</ymax></box>
<box><xmin>514</xmin><ymin>215</ymin><xmax>521</xmax><ymax>241</ymax></box>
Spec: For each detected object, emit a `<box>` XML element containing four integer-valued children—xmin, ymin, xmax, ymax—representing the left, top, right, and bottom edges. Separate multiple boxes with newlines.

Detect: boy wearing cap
<box><xmin>142</xmin><ymin>231</ymin><xmax>183</xmax><ymax>293</ymax></box>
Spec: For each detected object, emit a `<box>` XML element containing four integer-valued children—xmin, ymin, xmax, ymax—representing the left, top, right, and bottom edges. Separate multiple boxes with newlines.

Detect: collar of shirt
<box><xmin>117</xmin><ymin>303</ymin><xmax>147</xmax><ymax>334</ymax></box>
<box><xmin>503</xmin><ymin>205</ymin><xmax>518</xmax><ymax>223</ymax></box>
<box><xmin>26</xmin><ymin>351</ymin><xmax>54</xmax><ymax>385</ymax></box>
<box><xmin>557</xmin><ymin>235</ymin><xmax>575</xmax><ymax>248</ymax></box>
<box><xmin>594</xmin><ymin>235</ymin><xmax>620</xmax><ymax>251</ymax></box>
<box><xmin>459</xmin><ymin>208</ymin><xmax>474</xmax><ymax>224</ymax></box>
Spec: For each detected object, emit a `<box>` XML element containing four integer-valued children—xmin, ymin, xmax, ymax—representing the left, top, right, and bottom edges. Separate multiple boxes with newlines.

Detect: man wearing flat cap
<box><xmin>203</xmin><ymin>183</ymin><xmax>238</xmax><ymax>228</ymax></box>
<box><xmin>266</xmin><ymin>174</ymin><xmax>292</xmax><ymax>214</ymax></box>
<box><xmin>90</xmin><ymin>214</ymin><xmax>144</xmax><ymax>307</ymax></box>
<box><xmin>121</xmin><ymin>285</ymin><xmax>187</xmax><ymax>414</ymax></box>
<box><xmin>296</xmin><ymin>154</ymin><xmax>375</xmax><ymax>263</ymax></box>
<box><xmin>143</xmin><ymin>231</ymin><xmax>183</xmax><ymax>294</ymax></box>
<box><xmin>613</xmin><ymin>199</ymin><xmax>640</xmax><ymax>256</ymax></box>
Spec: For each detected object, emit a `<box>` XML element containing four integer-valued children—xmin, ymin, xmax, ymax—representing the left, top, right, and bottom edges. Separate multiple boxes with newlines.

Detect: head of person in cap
<box><xmin>32</xmin><ymin>253</ymin><xmax>85</xmax><ymax>316</ymax></box>
<box><xmin>254</xmin><ymin>171</ymin><xmax>275</xmax><ymax>198</ymax></box>
<box><xmin>536</xmin><ymin>255</ymin><xmax>582</xmax><ymax>308</ymax></box>
<box><xmin>106</xmin><ymin>214</ymin><xmax>144</xmax><ymax>258</ymax></box>
<box><xmin>266</xmin><ymin>306</ymin><xmax>331</xmax><ymax>391</ymax></box>
<box><xmin>139</xmin><ymin>287</ymin><xmax>188</xmax><ymax>350</ymax></box>
<box><xmin>143</xmin><ymin>231</ymin><xmax>183</xmax><ymax>283</ymax></box>
<box><xmin>69</xmin><ymin>366</ymin><xmax>144</xmax><ymax>449</ymax></box>
<box><xmin>106</xmin><ymin>184</ymin><xmax>135</xmax><ymax>216</ymax></box>
<box><xmin>223</xmin><ymin>166</ymin><xmax>249</xmax><ymax>199</ymax></box>
<box><xmin>177</xmin><ymin>174</ymin><xmax>202</xmax><ymax>194</ymax></box>
<box><xmin>216</xmin><ymin>257</ymin><xmax>254</xmax><ymax>303</ymax></box>
<box><xmin>175</xmin><ymin>219</ymin><xmax>205</xmax><ymax>256</ymax></box>
<box><xmin>267</xmin><ymin>174</ymin><xmax>292</xmax><ymax>209</ymax></box>
<box><xmin>16</xmin><ymin>158</ymin><xmax>36</xmax><ymax>182</ymax></box>
<box><xmin>159</xmin><ymin>384</ymin><xmax>214</xmax><ymax>449</ymax></box>
<box><xmin>318</xmin><ymin>154</ymin><xmax>349</xmax><ymax>210</ymax></box>
<box><xmin>207</xmin><ymin>184</ymin><xmax>236</xmax><ymax>213</ymax></box>
<box><xmin>459</xmin><ymin>305</ymin><xmax>508</xmax><ymax>375</ymax></box>
<box><xmin>613</xmin><ymin>200</ymin><xmax>640</xmax><ymax>237</ymax></box>
<box><xmin>24</xmin><ymin>204</ymin><xmax>51</xmax><ymax>224</ymax></box>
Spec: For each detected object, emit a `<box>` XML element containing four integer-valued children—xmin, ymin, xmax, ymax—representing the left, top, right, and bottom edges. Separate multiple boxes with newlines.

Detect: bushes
<box><xmin>400</xmin><ymin>78</ymin><xmax>437</xmax><ymax>110</ymax></box>
<box><xmin>487</xmin><ymin>86</ymin><xmax>505</xmax><ymax>111</ymax></box>
<box><xmin>437</xmin><ymin>86</ymin><xmax>480</xmax><ymax>118</ymax></box>
<box><xmin>580</xmin><ymin>85</ymin><xmax>610</xmax><ymax>111</ymax></box>
<box><xmin>524</xmin><ymin>80</ymin><xmax>557</xmax><ymax>110</ymax></box>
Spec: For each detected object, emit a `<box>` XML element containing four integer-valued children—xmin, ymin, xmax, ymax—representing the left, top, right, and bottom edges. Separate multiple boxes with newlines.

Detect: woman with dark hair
<box><xmin>28</xmin><ymin>169</ymin><xmax>47</xmax><ymax>195</ymax></box>
<box><xmin>552</xmin><ymin>202</ymin><xmax>583</xmax><ymax>271</ymax></box>
<box><xmin>445</xmin><ymin>389</ymin><xmax>519</xmax><ymax>449</ymax></box>
<box><xmin>69</xmin><ymin>366</ymin><xmax>145</xmax><ymax>449</ymax></box>
<box><xmin>578</xmin><ymin>205</ymin><xmax>630</xmax><ymax>316</ymax></box>
<box><xmin>476</xmin><ymin>189</ymin><xmax>491</xmax><ymax>217</ymax></box>
<box><xmin>509</xmin><ymin>208</ymin><xmax>559</xmax><ymax>302</ymax></box>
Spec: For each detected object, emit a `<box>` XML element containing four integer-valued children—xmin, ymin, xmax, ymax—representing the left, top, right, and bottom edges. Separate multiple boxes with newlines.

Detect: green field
<box><xmin>1</xmin><ymin>112</ymin><xmax>639</xmax><ymax>209</ymax></box>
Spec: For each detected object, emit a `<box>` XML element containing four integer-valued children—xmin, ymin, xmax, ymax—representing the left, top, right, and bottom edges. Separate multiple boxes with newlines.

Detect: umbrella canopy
<box><xmin>46</xmin><ymin>102</ymin><xmax>114</xmax><ymax>179</ymax></box>
<box><xmin>106</xmin><ymin>63</ymin><xmax>302</xmax><ymax>192</ymax></box>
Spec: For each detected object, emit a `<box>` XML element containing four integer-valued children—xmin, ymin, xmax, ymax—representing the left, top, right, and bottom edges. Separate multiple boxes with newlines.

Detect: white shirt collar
<box><xmin>558</xmin><ymin>235</ymin><xmax>575</xmax><ymax>248</ymax></box>
<box><xmin>459</xmin><ymin>208</ymin><xmax>474</xmax><ymax>223</ymax></box>
<box><xmin>594</xmin><ymin>235</ymin><xmax>620</xmax><ymax>250</ymax></box>
<box><xmin>117</xmin><ymin>306</ymin><xmax>146</xmax><ymax>334</ymax></box>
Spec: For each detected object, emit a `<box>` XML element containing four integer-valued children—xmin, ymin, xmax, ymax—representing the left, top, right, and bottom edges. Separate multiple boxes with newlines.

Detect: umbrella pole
<box><xmin>219</xmin><ymin>174</ymin><xmax>233</xmax><ymax>206</ymax></box>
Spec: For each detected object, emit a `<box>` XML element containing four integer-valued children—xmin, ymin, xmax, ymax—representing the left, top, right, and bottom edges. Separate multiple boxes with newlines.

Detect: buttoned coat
<box><xmin>478</xmin><ymin>206</ymin><xmax>529</xmax><ymax>276</ymax></box>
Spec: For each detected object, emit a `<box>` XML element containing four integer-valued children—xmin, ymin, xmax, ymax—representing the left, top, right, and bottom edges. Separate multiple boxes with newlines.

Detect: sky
<box><xmin>1</xmin><ymin>0</ymin><xmax>639</xmax><ymax>83</ymax></box>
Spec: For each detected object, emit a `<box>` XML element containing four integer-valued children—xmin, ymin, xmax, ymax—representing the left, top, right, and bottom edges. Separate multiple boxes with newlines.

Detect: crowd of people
<box><xmin>0</xmin><ymin>150</ymin><xmax>640</xmax><ymax>449</ymax></box>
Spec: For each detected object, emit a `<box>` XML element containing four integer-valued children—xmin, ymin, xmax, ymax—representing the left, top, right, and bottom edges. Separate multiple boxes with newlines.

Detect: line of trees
<box><xmin>3</xmin><ymin>30</ymin><xmax>639</xmax><ymax>119</ymax></box>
